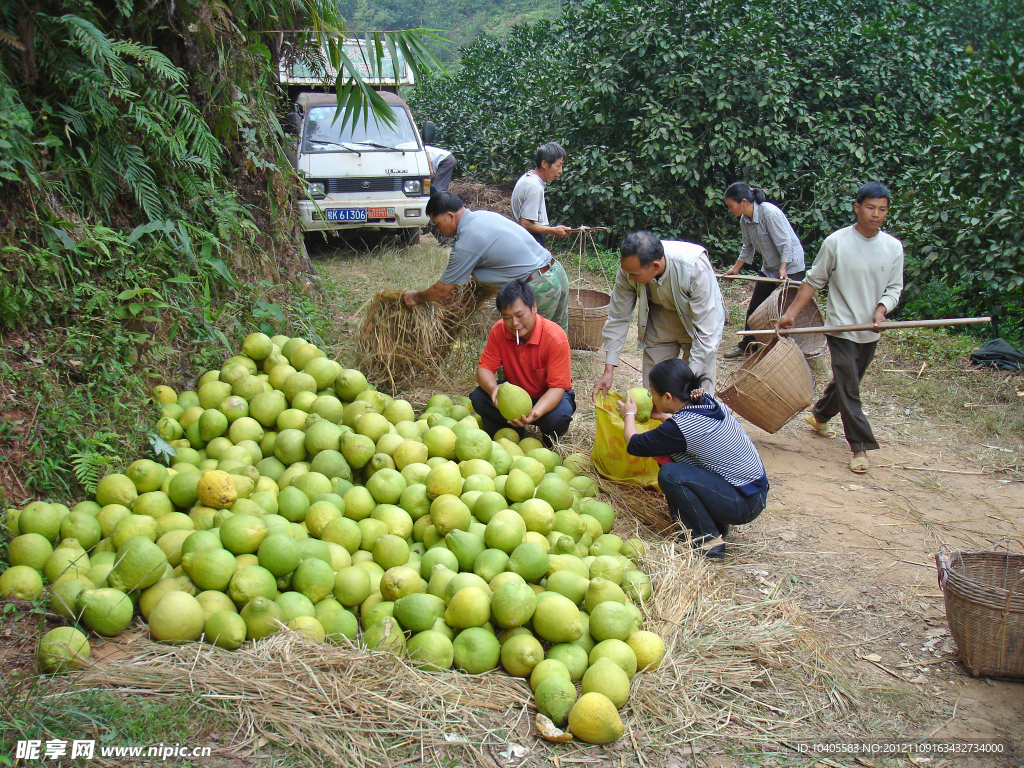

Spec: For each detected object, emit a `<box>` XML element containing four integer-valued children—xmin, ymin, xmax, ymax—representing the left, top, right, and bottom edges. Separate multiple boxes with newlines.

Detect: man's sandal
<box><xmin>804</xmin><ymin>414</ymin><xmax>836</xmax><ymax>439</ymax></box>
<box><xmin>849</xmin><ymin>456</ymin><xmax>869</xmax><ymax>474</ymax></box>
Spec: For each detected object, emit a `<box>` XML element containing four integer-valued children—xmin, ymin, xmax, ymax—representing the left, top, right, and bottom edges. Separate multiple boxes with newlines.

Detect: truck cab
<box><xmin>286</xmin><ymin>91</ymin><xmax>431</xmax><ymax>245</ymax></box>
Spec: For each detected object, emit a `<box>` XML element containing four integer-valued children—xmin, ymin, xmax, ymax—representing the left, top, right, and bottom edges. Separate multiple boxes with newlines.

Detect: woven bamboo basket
<box><xmin>567</xmin><ymin>289</ymin><xmax>609</xmax><ymax>351</ymax></box>
<box><xmin>747</xmin><ymin>285</ymin><xmax>827</xmax><ymax>358</ymax></box>
<box><xmin>718</xmin><ymin>335</ymin><xmax>814</xmax><ymax>433</ymax></box>
<box><xmin>936</xmin><ymin>545</ymin><xmax>1024</xmax><ymax>678</ymax></box>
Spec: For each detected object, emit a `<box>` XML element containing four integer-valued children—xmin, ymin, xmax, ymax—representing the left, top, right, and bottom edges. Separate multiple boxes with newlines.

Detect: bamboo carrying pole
<box><xmin>739</xmin><ymin>317</ymin><xmax>991</xmax><ymax>336</ymax></box>
<box><xmin>716</xmin><ymin>274</ymin><xmax>802</xmax><ymax>284</ymax></box>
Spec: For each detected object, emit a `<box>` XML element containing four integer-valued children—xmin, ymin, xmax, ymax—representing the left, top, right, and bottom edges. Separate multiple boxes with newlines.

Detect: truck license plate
<box><xmin>325</xmin><ymin>208</ymin><xmax>367</xmax><ymax>222</ymax></box>
<box><xmin>367</xmin><ymin>207</ymin><xmax>395</xmax><ymax>218</ymax></box>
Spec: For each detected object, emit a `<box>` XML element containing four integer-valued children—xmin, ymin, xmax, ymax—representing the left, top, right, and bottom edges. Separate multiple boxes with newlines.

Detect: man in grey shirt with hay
<box><xmin>403</xmin><ymin>191</ymin><xmax>570</xmax><ymax>332</ymax></box>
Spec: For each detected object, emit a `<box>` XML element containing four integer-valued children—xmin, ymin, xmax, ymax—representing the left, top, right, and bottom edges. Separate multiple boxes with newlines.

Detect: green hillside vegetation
<box><xmin>339</xmin><ymin>0</ymin><xmax>562</xmax><ymax>64</ymax></box>
<box><xmin>0</xmin><ymin>0</ymin><xmax>439</xmax><ymax>502</ymax></box>
<box><xmin>409</xmin><ymin>0</ymin><xmax>1024</xmax><ymax>339</ymax></box>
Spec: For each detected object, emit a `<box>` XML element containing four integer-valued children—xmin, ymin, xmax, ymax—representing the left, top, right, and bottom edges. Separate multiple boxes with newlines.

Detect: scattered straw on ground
<box><xmin>356</xmin><ymin>282</ymin><xmax>496</xmax><ymax>394</ymax></box>
<box><xmin>70</xmin><ymin>538</ymin><xmax>856</xmax><ymax>768</ymax></box>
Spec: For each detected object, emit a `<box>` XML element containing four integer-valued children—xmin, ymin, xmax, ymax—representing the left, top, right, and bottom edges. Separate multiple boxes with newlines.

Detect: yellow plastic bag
<box><xmin>591</xmin><ymin>391</ymin><xmax>662</xmax><ymax>490</ymax></box>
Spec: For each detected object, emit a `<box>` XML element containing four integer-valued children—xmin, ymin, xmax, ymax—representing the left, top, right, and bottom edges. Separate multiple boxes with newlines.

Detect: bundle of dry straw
<box><xmin>356</xmin><ymin>282</ymin><xmax>496</xmax><ymax>394</ymax></box>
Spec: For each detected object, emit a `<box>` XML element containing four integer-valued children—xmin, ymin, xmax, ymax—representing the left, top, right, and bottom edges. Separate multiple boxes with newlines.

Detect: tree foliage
<box><xmin>410</xmin><ymin>0</ymin><xmax>1023</xmax><ymax>336</ymax></box>
<box><xmin>899</xmin><ymin>47</ymin><xmax>1024</xmax><ymax>335</ymax></box>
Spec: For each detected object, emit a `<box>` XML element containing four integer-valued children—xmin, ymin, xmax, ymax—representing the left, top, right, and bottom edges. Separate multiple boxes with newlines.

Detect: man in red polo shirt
<box><xmin>470</xmin><ymin>280</ymin><xmax>576</xmax><ymax>444</ymax></box>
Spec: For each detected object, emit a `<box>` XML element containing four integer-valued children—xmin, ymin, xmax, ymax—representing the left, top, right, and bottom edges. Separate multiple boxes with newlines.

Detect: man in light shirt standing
<box><xmin>592</xmin><ymin>231</ymin><xmax>725</xmax><ymax>400</ymax></box>
<box><xmin>778</xmin><ymin>181</ymin><xmax>904</xmax><ymax>474</ymax></box>
<box><xmin>510</xmin><ymin>141</ymin><xmax>571</xmax><ymax>246</ymax></box>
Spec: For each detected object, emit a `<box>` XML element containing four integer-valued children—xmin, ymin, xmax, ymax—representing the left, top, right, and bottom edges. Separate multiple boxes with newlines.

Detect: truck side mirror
<box><xmin>283</xmin><ymin>111</ymin><xmax>301</xmax><ymax>135</ymax></box>
<box><xmin>422</xmin><ymin>120</ymin><xmax>437</xmax><ymax>145</ymax></box>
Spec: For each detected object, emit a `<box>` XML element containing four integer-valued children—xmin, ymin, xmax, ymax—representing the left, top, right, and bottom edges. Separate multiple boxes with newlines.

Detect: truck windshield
<box><xmin>302</xmin><ymin>105</ymin><xmax>420</xmax><ymax>152</ymax></box>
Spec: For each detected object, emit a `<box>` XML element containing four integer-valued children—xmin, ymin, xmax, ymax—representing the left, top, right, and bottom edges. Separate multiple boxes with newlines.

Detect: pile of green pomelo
<box><xmin>5</xmin><ymin>332</ymin><xmax>666</xmax><ymax>745</ymax></box>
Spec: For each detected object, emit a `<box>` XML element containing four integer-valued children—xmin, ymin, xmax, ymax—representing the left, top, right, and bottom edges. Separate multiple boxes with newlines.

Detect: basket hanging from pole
<box><xmin>747</xmin><ymin>284</ymin><xmax>826</xmax><ymax>358</ymax></box>
<box><xmin>936</xmin><ymin>544</ymin><xmax>1024</xmax><ymax>679</ymax></box>
<box><xmin>567</xmin><ymin>288</ymin><xmax>609</xmax><ymax>351</ymax></box>
<box><xmin>718</xmin><ymin>335</ymin><xmax>814</xmax><ymax>433</ymax></box>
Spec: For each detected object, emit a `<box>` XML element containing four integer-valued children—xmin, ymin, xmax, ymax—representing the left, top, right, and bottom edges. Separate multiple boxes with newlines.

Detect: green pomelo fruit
<box><xmin>38</xmin><ymin>627</ymin><xmax>91</xmax><ymax>674</ymax></box>
<box><xmin>182</xmin><ymin>548</ymin><xmax>238</xmax><ymax>591</ymax></box>
<box><xmin>627</xmin><ymin>387</ymin><xmax>653</xmax><ymax>422</ymax></box>
<box><xmin>240</xmin><ymin>595</ymin><xmax>283</xmax><ymax>640</ymax></box>
<box><xmin>406</xmin><ymin>630</ymin><xmax>454</xmax><ymax>671</ymax></box>
<box><xmin>496</xmin><ymin>383</ymin><xmax>532</xmax><ymax>422</ymax></box>
<box><xmin>108</xmin><ymin>537</ymin><xmax>167</xmax><ymax>592</ymax></box>
<box><xmin>530</xmin><ymin>657</ymin><xmax>572</xmax><ymax>693</ymax></box>
<box><xmin>589</xmin><ymin>638</ymin><xmax>638</xmax><ymax>678</ymax></box>
<box><xmin>228</xmin><ymin>565</ymin><xmax>278</xmax><ymax>607</ymax></box>
<box><xmin>535</xmin><ymin>676</ymin><xmax>577</xmax><ymax>728</ymax></box>
<box><xmin>453</xmin><ymin>626</ymin><xmax>500</xmax><ymax>674</ymax></box>
<box><xmin>490</xmin><ymin>579</ymin><xmax>537</xmax><ymax>629</ymax></box>
<box><xmin>394</xmin><ymin>592</ymin><xmax>444</xmax><ymax>633</ymax></box>
<box><xmin>500</xmin><ymin>632</ymin><xmax>544</xmax><ymax>677</ymax></box>
<box><xmin>77</xmin><ymin>588</ymin><xmax>134</xmax><ymax>636</ymax></box>
<box><xmin>275</xmin><ymin>591</ymin><xmax>316</xmax><ymax>622</ymax></box>
<box><xmin>321</xmin><ymin>609</ymin><xmax>359</xmax><ymax>645</ymax></box>
<box><xmin>205</xmin><ymin>610</ymin><xmax>247</xmax><ymax>650</ymax></box>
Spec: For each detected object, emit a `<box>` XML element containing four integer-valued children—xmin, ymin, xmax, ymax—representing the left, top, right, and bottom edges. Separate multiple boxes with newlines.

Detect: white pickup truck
<box><xmin>281</xmin><ymin>41</ymin><xmax>434</xmax><ymax>246</ymax></box>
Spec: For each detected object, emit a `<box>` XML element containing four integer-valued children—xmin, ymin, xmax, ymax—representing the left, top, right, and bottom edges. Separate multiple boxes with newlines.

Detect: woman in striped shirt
<box><xmin>721</xmin><ymin>182</ymin><xmax>805</xmax><ymax>359</ymax></box>
<box><xmin>618</xmin><ymin>358</ymin><xmax>769</xmax><ymax>559</ymax></box>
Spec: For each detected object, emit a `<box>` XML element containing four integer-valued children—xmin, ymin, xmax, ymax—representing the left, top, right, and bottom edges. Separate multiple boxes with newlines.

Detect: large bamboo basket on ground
<box><xmin>747</xmin><ymin>285</ymin><xmax>826</xmax><ymax>358</ymax></box>
<box><xmin>568</xmin><ymin>288</ymin><xmax>610</xmax><ymax>351</ymax></box>
<box><xmin>936</xmin><ymin>545</ymin><xmax>1024</xmax><ymax>679</ymax></box>
<box><xmin>718</xmin><ymin>335</ymin><xmax>814</xmax><ymax>433</ymax></box>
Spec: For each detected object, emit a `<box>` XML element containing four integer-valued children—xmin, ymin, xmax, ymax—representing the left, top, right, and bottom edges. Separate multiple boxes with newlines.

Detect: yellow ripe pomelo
<box><xmin>533</xmin><ymin>593</ymin><xmax>583</xmax><ymax>643</ymax></box>
<box><xmin>0</xmin><ymin>565</ymin><xmax>44</xmax><ymax>599</ymax></box>
<box><xmin>126</xmin><ymin>459</ymin><xmax>168</xmax><ymax>494</ymax></box>
<box><xmin>568</xmin><ymin>692</ymin><xmax>624</xmax><ymax>744</ymax></box>
<box><xmin>149</xmin><ymin>591</ymin><xmax>205</xmax><ymax>644</ymax></box>
<box><xmin>627</xmin><ymin>630</ymin><xmax>666</xmax><ymax>671</ymax></box>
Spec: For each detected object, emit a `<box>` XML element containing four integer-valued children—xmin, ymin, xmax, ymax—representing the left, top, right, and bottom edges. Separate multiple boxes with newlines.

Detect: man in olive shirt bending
<box><xmin>778</xmin><ymin>181</ymin><xmax>904</xmax><ymax>474</ymax></box>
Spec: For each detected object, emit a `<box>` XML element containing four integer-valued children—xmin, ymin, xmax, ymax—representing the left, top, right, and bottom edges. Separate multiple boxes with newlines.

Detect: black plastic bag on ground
<box><xmin>969</xmin><ymin>339</ymin><xmax>1024</xmax><ymax>370</ymax></box>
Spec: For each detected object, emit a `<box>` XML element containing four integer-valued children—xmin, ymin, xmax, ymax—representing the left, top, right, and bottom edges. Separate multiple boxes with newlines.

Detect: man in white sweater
<box><xmin>778</xmin><ymin>181</ymin><xmax>904</xmax><ymax>474</ymax></box>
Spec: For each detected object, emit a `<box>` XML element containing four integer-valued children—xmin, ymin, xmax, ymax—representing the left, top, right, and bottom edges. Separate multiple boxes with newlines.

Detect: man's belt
<box><xmin>524</xmin><ymin>261</ymin><xmax>554</xmax><ymax>284</ymax></box>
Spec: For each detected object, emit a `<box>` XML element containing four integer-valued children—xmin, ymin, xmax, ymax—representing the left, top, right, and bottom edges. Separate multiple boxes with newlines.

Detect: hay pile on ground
<box><xmin>69</xmin><ymin>539</ymin><xmax>856</xmax><ymax>768</ymax></box>
<box><xmin>450</xmin><ymin>179</ymin><xmax>514</xmax><ymax>219</ymax></box>
<box><xmin>356</xmin><ymin>282</ymin><xmax>496</xmax><ymax>394</ymax></box>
